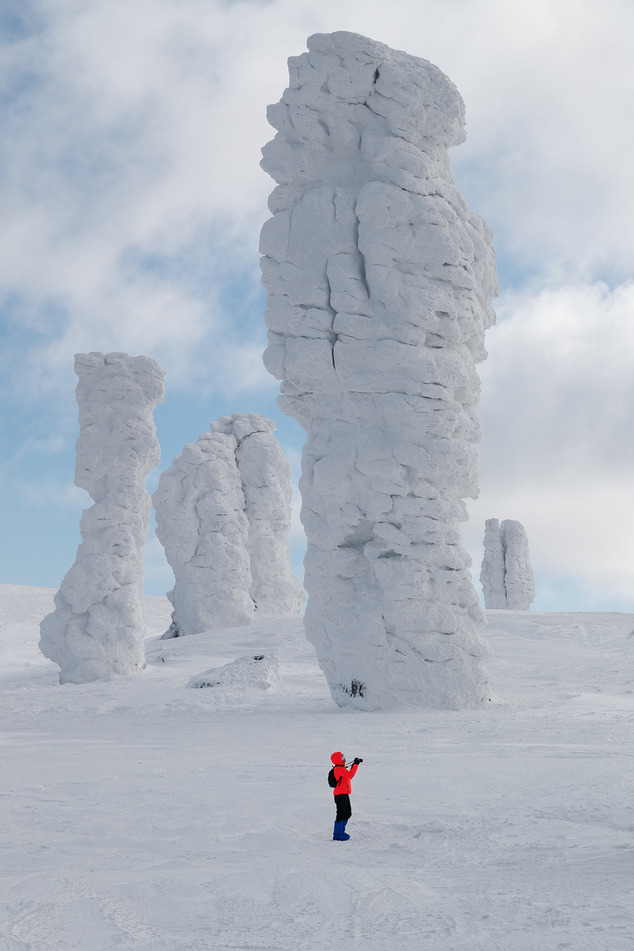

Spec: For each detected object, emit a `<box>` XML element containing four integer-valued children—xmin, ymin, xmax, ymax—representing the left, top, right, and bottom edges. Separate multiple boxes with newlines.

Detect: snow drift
<box><xmin>39</xmin><ymin>352</ymin><xmax>165</xmax><ymax>683</ymax></box>
<box><xmin>187</xmin><ymin>653</ymin><xmax>280</xmax><ymax>691</ymax></box>
<box><xmin>260</xmin><ymin>32</ymin><xmax>498</xmax><ymax>709</ymax></box>
<box><xmin>6</xmin><ymin>584</ymin><xmax>634</xmax><ymax>951</ymax></box>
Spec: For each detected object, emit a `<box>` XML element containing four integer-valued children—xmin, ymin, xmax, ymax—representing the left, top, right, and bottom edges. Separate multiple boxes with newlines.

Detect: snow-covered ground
<box><xmin>2</xmin><ymin>584</ymin><xmax>634</xmax><ymax>950</ymax></box>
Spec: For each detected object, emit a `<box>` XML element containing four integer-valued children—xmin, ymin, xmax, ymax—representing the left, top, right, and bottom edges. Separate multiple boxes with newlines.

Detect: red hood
<box><xmin>331</xmin><ymin>751</ymin><xmax>345</xmax><ymax>766</ymax></box>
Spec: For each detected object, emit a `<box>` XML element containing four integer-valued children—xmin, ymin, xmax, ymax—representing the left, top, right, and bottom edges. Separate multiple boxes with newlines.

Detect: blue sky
<box><xmin>1</xmin><ymin>0</ymin><xmax>633</xmax><ymax>612</ymax></box>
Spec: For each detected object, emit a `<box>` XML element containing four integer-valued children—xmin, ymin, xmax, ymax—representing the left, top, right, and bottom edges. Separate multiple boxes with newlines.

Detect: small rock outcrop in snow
<box><xmin>187</xmin><ymin>654</ymin><xmax>279</xmax><ymax>690</ymax></box>
<box><xmin>153</xmin><ymin>414</ymin><xmax>303</xmax><ymax>637</ymax></box>
<box><xmin>480</xmin><ymin>518</ymin><xmax>535</xmax><ymax>610</ymax></box>
<box><xmin>260</xmin><ymin>32</ymin><xmax>498</xmax><ymax>710</ymax></box>
<box><xmin>39</xmin><ymin>352</ymin><xmax>165</xmax><ymax>683</ymax></box>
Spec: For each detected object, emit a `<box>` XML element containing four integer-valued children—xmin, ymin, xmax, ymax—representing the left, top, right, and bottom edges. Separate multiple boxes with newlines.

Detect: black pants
<box><xmin>335</xmin><ymin>794</ymin><xmax>352</xmax><ymax>822</ymax></box>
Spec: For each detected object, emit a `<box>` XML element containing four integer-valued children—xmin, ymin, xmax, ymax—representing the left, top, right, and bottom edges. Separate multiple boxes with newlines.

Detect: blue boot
<box><xmin>333</xmin><ymin>821</ymin><xmax>350</xmax><ymax>841</ymax></box>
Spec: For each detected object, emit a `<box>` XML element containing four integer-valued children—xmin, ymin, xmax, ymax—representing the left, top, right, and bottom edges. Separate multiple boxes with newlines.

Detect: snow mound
<box><xmin>187</xmin><ymin>653</ymin><xmax>280</xmax><ymax>691</ymax></box>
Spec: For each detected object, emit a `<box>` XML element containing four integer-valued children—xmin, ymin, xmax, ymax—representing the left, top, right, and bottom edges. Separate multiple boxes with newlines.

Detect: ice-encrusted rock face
<box><xmin>153</xmin><ymin>414</ymin><xmax>303</xmax><ymax>637</ymax></box>
<box><xmin>480</xmin><ymin>518</ymin><xmax>507</xmax><ymax>610</ymax></box>
<box><xmin>260</xmin><ymin>32</ymin><xmax>498</xmax><ymax>710</ymax></box>
<box><xmin>39</xmin><ymin>352</ymin><xmax>165</xmax><ymax>683</ymax></box>
<box><xmin>480</xmin><ymin>518</ymin><xmax>535</xmax><ymax>610</ymax></box>
<box><xmin>209</xmin><ymin>415</ymin><xmax>305</xmax><ymax>618</ymax></box>
<box><xmin>153</xmin><ymin>429</ymin><xmax>255</xmax><ymax>637</ymax></box>
<box><xmin>503</xmin><ymin>520</ymin><xmax>536</xmax><ymax>610</ymax></box>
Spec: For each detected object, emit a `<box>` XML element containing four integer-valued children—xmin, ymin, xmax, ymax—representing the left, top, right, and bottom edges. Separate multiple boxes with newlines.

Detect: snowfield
<box><xmin>2</xmin><ymin>584</ymin><xmax>634</xmax><ymax>950</ymax></box>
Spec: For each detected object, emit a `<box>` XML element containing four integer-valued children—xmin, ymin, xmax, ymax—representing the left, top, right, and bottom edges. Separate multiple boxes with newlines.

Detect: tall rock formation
<box><xmin>260</xmin><ymin>32</ymin><xmax>498</xmax><ymax>709</ymax></box>
<box><xmin>153</xmin><ymin>427</ymin><xmax>254</xmax><ymax>637</ymax></box>
<box><xmin>39</xmin><ymin>352</ymin><xmax>165</xmax><ymax>683</ymax></box>
<box><xmin>480</xmin><ymin>518</ymin><xmax>507</xmax><ymax>610</ymax></box>
<box><xmin>153</xmin><ymin>414</ymin><xmax>303</xmax><ymax>637</ymax></box>
<box><xmin>209</xmin><ymin>415</ymin><xmax>305</xmax><ymax>618</ymax></box>
<box><xmin>480</xmin><ymin>518</ymin><xmax>535</xmax><ymax>611</ymax></box>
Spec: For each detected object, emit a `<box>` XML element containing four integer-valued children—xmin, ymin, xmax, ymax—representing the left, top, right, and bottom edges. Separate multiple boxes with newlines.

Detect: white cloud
<box><xmin>464</xmin><ymin>282</ymin><xmax>634</xmax><ymax>608</ymax></box>
<box><xmin>480</xmin><ymin>282</ymin><xmax>634</xmax><ymax>474</ymax></box>
<box><xmin>3</xmin><ymin>0</ymin><xmax>634</xmax><ymax>403</ymax></box>
<box><xmin>143</xmin><ymin>532</ymin><xmax>175</xmax><ymax>592</ymax></box>
<box><xmin>2</xmin><ymin>0</ymin><xmax>634</xmax><ymax>608</ymax></box>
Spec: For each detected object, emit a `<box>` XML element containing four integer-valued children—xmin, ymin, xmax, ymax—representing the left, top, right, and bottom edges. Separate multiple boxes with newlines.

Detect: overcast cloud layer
<box><xmin>1</xmin><ymin>0</ymin><xmax>633</xmax><ymax>610</ymax></box>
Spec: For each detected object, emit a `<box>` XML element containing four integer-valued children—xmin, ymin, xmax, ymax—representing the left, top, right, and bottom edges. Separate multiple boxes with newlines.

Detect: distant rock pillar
<box><xmin>500</xmin><ymin>519</ymin><xmax>535</xmax><ymax>610</ymax></box>
<box><xmin>153</xmin><ymin>414</ymin><xmax>303</xmax><ymax>636</ymax></box>
<box><xmin>260</xmin><ymin>32</ymin><xmax>498</xmax><ymax>709</ymax></box>
<box><xmin>39</xmin><ymin>352</ymin><xmax>165</xmax><ymax>683</ymax></box>
<box><xmin>211</xmin><ymin>415</ymin><xmax>305</xmax><ymax>618</ymax></box>
<box><xmin>153</xmin><ymin>427</ymin><xmax>255</xmax><ymax>637</ymax></box>
<box><xmin>480</xmin><ymin>518</ymin><xmax>535</xmax><ymax>610</ymax></box>
<box><xmin>480</xmin><ymin>518</ymin><xmax>507</xmax><ymax>609</ymax></box>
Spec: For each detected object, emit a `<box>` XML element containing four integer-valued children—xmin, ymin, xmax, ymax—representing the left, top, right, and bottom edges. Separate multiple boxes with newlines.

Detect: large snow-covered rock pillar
<box><xmin>39</xmin><ymin>352</ymin><xmax>165</xmax><ymax>683</ymax></box>
<box><xmin>480</xmin><ymin>518</ymin><xmax>535</xmax><ymax>610</ymax></box>
<box><xmin>260</xmin><ymin>32</ymin><xmax>498</xmax><ymax>709</ymax></box>
<box><xmin>153</xmin><ymin>414</ymin><xmax>303</xmax><ymax>637</ymax></box>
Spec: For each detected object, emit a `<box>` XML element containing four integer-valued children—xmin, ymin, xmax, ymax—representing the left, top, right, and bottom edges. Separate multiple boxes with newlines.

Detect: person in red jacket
<box><xmin>331</xmin><ymin>751</ymin><xmax>363</xmax><ymax>841</ymax></box>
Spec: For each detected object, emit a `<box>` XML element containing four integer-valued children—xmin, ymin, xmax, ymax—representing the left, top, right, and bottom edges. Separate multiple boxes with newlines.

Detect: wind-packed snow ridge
<box><xmin>260</xmin><ymin>31</ymin><xmax>498</xmax><ymax>709</ymax></box>
<box><xmin>39</xmin><ymin>352</ymin><xmax>165</xmax><ymax>683</ymax></box>
<box><xmin>480</xmin><ymin>518</ymin><xmax>535</xmax><ymax>610</ymax></box>
<box><xmin>153</xmin><ymin>414</ymin><xmax>304</xmax><ymax>637</ymax></box>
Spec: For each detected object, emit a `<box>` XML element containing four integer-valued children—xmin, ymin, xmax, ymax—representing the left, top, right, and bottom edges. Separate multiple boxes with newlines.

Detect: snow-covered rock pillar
<box><xmin>481</xmin><ymin>518</ymin><xmax>535</xmax><ymax>610</ymax></box>
<box><xmin>209</xmin><ymin>415</ymin><xmax>305</xmax><ymax>618</ymax></box>
<box><xmin>503</xmin><ymin>520</ymin><xmax>535</xmax><ymax>610</ymax></box>
<box><xmin>153</xmin><ymin>414</ymin><xmax>303</xmax><ymax>637</ymax></box>
<box><xmin>39</xmin><ymin>352</ymin><xmax>165</xmax><ymax>683</ymax></box>
<box><xmin>260</xmin><ymin>32</ymin><xmax>498</xmax><ymax>709</ymax></box>
<box><xmin>480</xmin><ymin>518</ymin><xmax>507</xmax><ymax>609</ymax></box>
<box><xmin>153</xmin><ymin>428</ymin><xmax>255</xmax><ymax>637</ymax></box>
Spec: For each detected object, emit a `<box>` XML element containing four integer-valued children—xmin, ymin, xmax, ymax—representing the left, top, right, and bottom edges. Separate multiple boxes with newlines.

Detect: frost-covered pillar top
<box><xmin>75</xmin><ymin>351</ymin><xmax>165</xmax><ymax>513</ymax></box>
<box><xmin>262</xmin><ymin>30</ymin><xmax>466</xmax><ymax>186</ymax></box>
<box><xmin>261</xmin><ymin>31</ymin><xmax>497</xmax><ymax>424</ymax></box>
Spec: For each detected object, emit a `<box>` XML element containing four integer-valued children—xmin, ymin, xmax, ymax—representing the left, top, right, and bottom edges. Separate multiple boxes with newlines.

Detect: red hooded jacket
<box><xmin>330</xmin><ymin>751</ymin><xmax>358</xmax><ymax>796</ymax></box>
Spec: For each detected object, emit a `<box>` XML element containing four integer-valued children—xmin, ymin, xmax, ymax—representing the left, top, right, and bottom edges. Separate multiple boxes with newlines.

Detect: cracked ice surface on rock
<box><xmin>39</xmin><ymin>352</ymin><xmax>165</xmax><ymax>683</ymax></box>
<box><xmin>260</xmin><ymin>32</ymin><xmax>498</xmax><ymax>709</ymax></box>
<box><xmin>153</xmin><ymin>414</ymin><xmax>303</xmax><ymax>637</ymax></box>
<box><xmin>480</xmin><ymin>518</ymin><xmax>535</xmax><ymax>611</ymax></box>
<box><xmin>480</xmin><ymin>518</ymin><xmax>507</xmax><ymax>610</ymax></box>
<box><xmin>209</xmin><ymin>415</ymin><xmax>304</xmax><ymax>619</ymax></box>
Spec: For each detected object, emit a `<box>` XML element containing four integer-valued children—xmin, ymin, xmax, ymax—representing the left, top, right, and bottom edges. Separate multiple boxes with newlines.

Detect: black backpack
<box><xmin>328</xmin><ymin>766</ymin><xmax>338</xmax><ymax>788</ymax></box>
